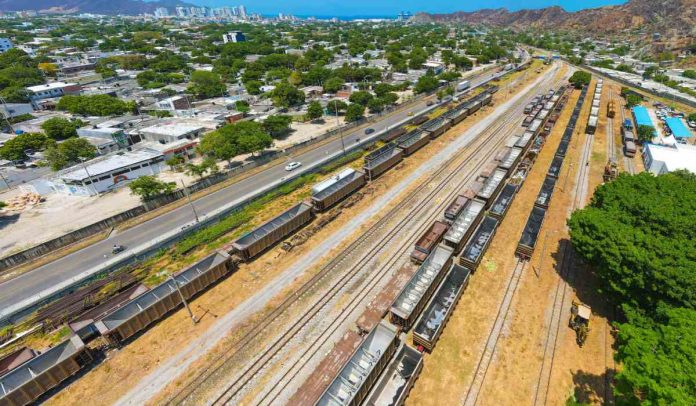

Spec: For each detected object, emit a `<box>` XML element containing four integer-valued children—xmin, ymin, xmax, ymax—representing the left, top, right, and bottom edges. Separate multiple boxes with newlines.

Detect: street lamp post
<box><xmin>180</xmin><ymin>179</ymin><xmax>200</xmax><ymax>223</ymax></box>
<box><xmin>334</xmin><ymin>101</ymin><xmax>346</xmax><ymax>156</ymax></box>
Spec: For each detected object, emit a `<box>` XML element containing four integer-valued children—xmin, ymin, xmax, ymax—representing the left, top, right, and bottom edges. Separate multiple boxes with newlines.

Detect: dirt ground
<box><xmin>407</xmin><ymin>71</ymin><xmax>616</xmax><ymax>406</ymax></box>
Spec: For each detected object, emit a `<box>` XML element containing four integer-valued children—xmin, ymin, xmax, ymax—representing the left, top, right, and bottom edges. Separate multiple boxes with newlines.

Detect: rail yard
<box><xmin>0</xmin><ymin>59</ymin><xmax>651</xmax><ymax>406</ymax></box>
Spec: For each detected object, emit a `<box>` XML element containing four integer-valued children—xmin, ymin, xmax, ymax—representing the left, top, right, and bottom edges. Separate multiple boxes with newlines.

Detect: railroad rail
<box><xmin>532</xmin><ymin>83</ymin><xmax>596</xmax><ymax>406</ymax></box>
<box><xmin>168</xmin><ymin>70</ymin><xmax>562</xmax><ymax>405</ymax></box>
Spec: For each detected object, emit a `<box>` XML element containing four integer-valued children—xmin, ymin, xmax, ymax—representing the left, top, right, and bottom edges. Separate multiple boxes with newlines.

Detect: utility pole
<box><xmin>0</xmin><ymin>169</ymin><xmax>10</xmax><ymax>190</ymax></box>
<box><xmin>79</xmin><ymin>157</ymin><xmax>98</xmax><ymax>195</ymax></box>
<box><xmin>334</xmin><ymin>101</ymin><xmax>346</xmax><ymax>156</ymax></box>
<box><xmin>170</xmin><ymin>275</ymin><xmax>197</xmax><ymax>324</ymax></box>
<box><xmin>180</xmin><ymin>179</ymin><xmax>200</xmax><ymax>223</ymax></box>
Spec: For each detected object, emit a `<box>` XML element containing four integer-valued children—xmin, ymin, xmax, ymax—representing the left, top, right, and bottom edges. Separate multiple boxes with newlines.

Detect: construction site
<box><xmin>0</xmin><ymin>58</ymin><xmax>661</xmax><ymax>406</ymax></box>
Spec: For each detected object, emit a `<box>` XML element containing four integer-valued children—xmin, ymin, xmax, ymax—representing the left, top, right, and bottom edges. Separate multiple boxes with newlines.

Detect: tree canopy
<box><xmin>414</xmin><ymin>74</ymin><xmax>440</xmax><ymax>94</ymax></box>
<box><xmin>306</xmin><ymin>101</ymin><xmax>323</xmax><ymax>121</ymax></box>
<box><xmin>269</xmin><ymin>82</ymin><xmax>305</xmax><ymax>108</ymax></box>
<box><xmin>188</xmin><ymin>70</ymin><xmax>226</xmax><ymax>99</ymax></box>
<box><xmin>262</xmin><ymin>115</ymin><xmax>292</xmax><ymax>139</ymax></box>
<box><xmin>57</xmin><ymin>94</ymin><xmax>136</xmax><ymax>116</ymax></box>
<box><xmin>0</xmin><ymin>133</ymin><xmax>49</xmax><ymax>161</ymax></box>
<box><xmin>197</xmin><ymin>120</ymin><xmax>272</xmax><ymax>163</ymax></box>
<box><xmin>45</xmin><ymin>138</ymin><xmax>97</xmax><ymax>170</ymax></box>
<box><xmin>129</xmin><ymin>176</ymin><xmax>176</xmax><ymax>200</ymax></box>
<box><xmin>41</xmin><ymin>117</ymin><xmax>83</xmax><ymax>141</ymax></box>
<box><xmin>345</xmin><ymin>103</ymin><xmax>365</xmax><ymax>122</ymax></box>
<box><xmin>568</xmin><ymin>71</ymin><xmax>591</xmax><ymax>89</ymax></box>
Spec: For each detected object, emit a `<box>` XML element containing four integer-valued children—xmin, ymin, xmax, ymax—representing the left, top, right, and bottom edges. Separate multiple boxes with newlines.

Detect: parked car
<box><xmin>285</xmin><ymin>161</ymin><xmax>302</xmax><ymax>171</ymax></box>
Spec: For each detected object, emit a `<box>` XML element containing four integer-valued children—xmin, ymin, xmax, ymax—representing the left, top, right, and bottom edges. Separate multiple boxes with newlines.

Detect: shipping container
<box><xmin>411</xmin><ymin>221</ymin><xmax>449</xmax><ymax>264</ymax></box>
<box><xmin>459</xmin><ymin>215</ymin><xmax>499</xmax><ymax>271</ymax></box>
<box><xmin>365</xmin><ymin>344</ymin><xmax>423</xmax><ymax>406</ymax></box>
<box><xmin>489</xmin><ymin>183</ymin><xmax>518</xmax><ymax>220</ymax></box>
<box><xmin>311</xmin><ymin>168</ymin><xmax>366</xmax><ymax>211</ymax></box>
<box><xmin>412</xmin><ymin>264</ymin><xmax>471</xmax><ymax>352</ymax></box>
<box><xmin>443</xmin><ymin>199</ymin><xmax>486</xmax><ymax>252</ymax></box>
<box><xmin>397</xmin><ymin>129</ymin><xmax>430</xmax><ymax>156</ymax></box>
<box><xmin>390</xmin><ymin>244</ymin><xmax>454</xmax><ymax>330</ymax></box>
<box><xmin>95</xmin><ymin>252</ymin><xmax>233</xmax><ymax>344</ymax></box>
<box><xmin>444</xmin><ymin>195</ymin><xmax>469</xmax><ymax>223</ymax></box>
<box><xmin>232</xmin><ymin>203</ymin><xmax>314</xmax><ymax>260</ymax></box>
<box><xmin>316</xmin><ymin>321</ymin><xmax>398</xmax><ymax>406</ymax></box>
<box><xmin>0</xmin><ymin>336</ymin><xmax>93</xmax><ymax>406</ymax></box>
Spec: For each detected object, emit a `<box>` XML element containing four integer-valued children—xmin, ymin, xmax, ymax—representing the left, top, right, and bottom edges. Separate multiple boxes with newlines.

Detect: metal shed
<box><xmin>413</xmin><ymin>263</ymin><xmax>470</xmax><ymax>352</ymax></box>
<box><xmin>443</xmin><ymin>199</ymin><xmax>485</xmax><ymax>253</ymax></box>
<box><xmin>459</xmin><ymin>215</ymin><xmax>499</xmax><ymax>271</ymax></box>
<box><xmin>315</xmin><ymin>321</ymin><xmax>398</xmax><ymax>406</ymax></box>
<box><xmin>0</xmin><ymin>336</ymin><xmax>92</xmax><ymax>406</ymax></box>
<box><xmin>232</xmin><ymin>203</ymin><xmax>314</xmax><ymax>260</ymax></box>
<box><xmin>311</xmin><ymin>168</ymin><xmax>366</xmax><ymax>211</ymax></box>
<box><xmin>390</xmin><ymin>244</ymin><xmax>454</xmax><ymax>330</ymax></box>
<box><xmin>95</xmin><ymin>251</ymin><xmax>232</xmax><ymax>344</ymax></box>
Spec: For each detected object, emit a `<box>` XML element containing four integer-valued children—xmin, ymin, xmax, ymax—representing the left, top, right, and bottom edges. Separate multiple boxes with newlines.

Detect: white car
<box><xmin>285</xmin><ymin>161</ymin><xmax>302</xmax><ymax>171</ymax></box>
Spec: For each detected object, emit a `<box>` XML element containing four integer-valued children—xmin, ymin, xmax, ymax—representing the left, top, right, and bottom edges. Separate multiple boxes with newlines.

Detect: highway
<box><xmin>0</xmin><ymin>69</ymin><xmax>503</xmax><ymax>318</ymax></box>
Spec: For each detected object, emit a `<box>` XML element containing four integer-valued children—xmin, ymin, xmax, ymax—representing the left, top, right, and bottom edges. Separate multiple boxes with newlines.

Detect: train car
<box><xmin>477</xmin><ymin>168</ymin><xmax>508</xmax><ymax>205</ymax></box>
<box><xmin>607</xmin><ymin>100</ymin><xmax>616</xmax><ymax>118</ymax></box>
<box><xmin>489</xmin><ymin>183</ymin><xmax>518</xmax><ymax>220</ymax></box>
<box><xmin>443</xmin><ymin>199</ymin><xmax>486</xmax><ymax>253</ymax></box>
<box><xmin>95</xmin><ymin>251</ymin><xmax>233</xmax><ymax>345</ymax></box>
<box><xmin>515</xmin><ymin>131</ymin><xmax>536</xmax><ymax>152</ymax></box>
<box><xmin>534</xmin><ymin>175</ymin><xmax>558</xmax><ymax>209</ymax></box>
<box><xmin>444</xmin><ymin>104</ymin><xmax>469</xmax><ymax>125</ymax></box>
<box><xmin>590</xmin><ymin>107</ymin><xmax>600</xmax><ymax>117</ymax></box>
<box><xmin>231</xmin><ymin>203</ymin><xmax>314</xmax><ymax>260</ymax></box>
<box><xmin>443</xmin><ymin>195</ymin><xmax>469</xmax><ymax>224</ymax></box>
<box><xmin>364</xmin><ymin>142</ymin><xmax>404</xmax><ymax>180</ymax></box>
<box><xmin>459</xmin><ymin>215</ymin><xmax>499</xmax><ymax>271</ymax></box>
<box><xmin>498</xmin><ymin>147</ymin><xmax>523</xmax><ymax>171</ymax></box>
<box><xmin>390</xmin><ymin>244</ymin><xmax>454</xmax><ymax>330</ymax></box>
<box><xmin>528</xmin><ymin>118</ymin><xmax>543</xmax><ymax>134</ymax></box>
<box><xmin>516</xmin><ymin>206</ymin><xmax>547</xmax><ymax>258</ymax></box>
<box><xmin>311</xmin><ymin>168</ymin><xmax>366</xmax><ymax>212</ymax></box>
<box><xmin>547</xmin><ymin>155</ymin><xmax>565</xmax><ymax>178</ymax></box>
<box><xmin>381</xmin><ymin>126</ymin><xmax>407</xmax><ymax>143</ymax></box>
<box><xmin>0</xmin><ymin>336</ymin><xmax>93</xmax><ymax>406</ymax></box>
<box><xmin>316</xmin><ymin>321</ymin><xmax>398</xmax><ymax>406</ymax></box>
<box><xmin>410</xmin><ymin>114</ymin><xmax>429</xmax><ymax>126</ymax></box>
<box><xmin>624</xmin><ymin>140</ymin><xmax>637</xmax><ymax>157</ymax></box>
<box><xmin>522</xmin><ymin>116</ymin><xmax>534</xmax><ymax>127</ymax></box>
<box><xmin>420</xmin><ymin>116</ymin><xmax>451</xmax><ymax>139</ymax></box>
<box><xmin>365</xmin><ymin>344</ymin><xmax>423</xmax><ymax>406</ymax></box>
<box><xmin>412</xmin><ymin>263</ymin><xmax>471</xmax><ymax>352</ymax></box>
<box><xmin>524</xmin><ymin>104</ymin><xmax>534</xmax><ymax>114</ymax></box>
<box><xmin>586</xmin><ymin>116</ymin><xmax>598</xmax><ymax>135</ymax></box>
<box><xmin>411</xmin><ymin>221</ymin><xmax>449</xmax><ymax>264</ymax></box>
<box><xmin>397</xmin><ymin>129</ymin><xmax>430</xmax><ymax>156</ymax></box>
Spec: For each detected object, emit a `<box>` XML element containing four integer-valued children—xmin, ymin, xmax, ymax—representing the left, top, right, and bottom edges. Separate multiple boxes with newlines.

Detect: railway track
<box><xmin>219</xmin><ymin>74</ymin><xmax>564</xmax><ymax>406</ymax></box>
<box><xmin>462</xmin><ymin>259</ymin><xmax>527</xmax><ymax>406</ymax></box>
<box><xmin>607</xmin><ymin>89</ymin><xmax>617</xmax><ymax>161</ymax></box>
<box><xmin>169</xmin><ymin>71</ymin><xmax>564</xmax><ymax>406</ymax></box>
<box><xmin>533</xmin><ymin>87</ymin><xmax>595</xmax><ymax>406</ymax></box>
<box><xmin>619</xmin><ymin>105</ymin><xmax>637</xmax><ymax>174</ymax></box>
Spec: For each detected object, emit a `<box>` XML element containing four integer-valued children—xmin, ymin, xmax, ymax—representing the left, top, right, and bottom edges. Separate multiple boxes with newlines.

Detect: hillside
<box><xmin>415</xmin><ymin>0</ymin><xmax>696</xmax><ymax>35</ymax></box>
<box><xmin>0</xmin><ymin>0</ymin><xmax>193</xmax><ymax>15</ymax></box>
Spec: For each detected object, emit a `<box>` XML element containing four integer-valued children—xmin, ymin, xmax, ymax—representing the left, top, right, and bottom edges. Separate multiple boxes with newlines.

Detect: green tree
<box><xmin>188</xmin><ymin>70</ymin><xmax>226</xmax><ymax>99</ymax></box>
<box><xmin>197</xmin><ymin>130</ymin><xmax>239</xmax><ymax>165</ymax></box>
<box><xmin>614</xmin><ymin>307</ymin><xmax>696</xmax><ymax>405</ymax></box>
<box><xmin>568</xmin><ymin>71</ymin><xmax>591</xmax><ymax>89</ymax></box>
<box><xmin>414</xmin><ymin>74</ymin><xmax>440</xmax><ymax>94</ymax></box>
<box><xmin>367</xmin><ymin>98</ymin><xmax>384</xmax><ymax>114</ymax></box>
<box><xmin>625</xmin><ymin>93</ymin><xmax>643</xmax><ymax>108</ymax></box>
<box><xmin>345</xmin><ymin>103</ymin><xmax>365</xmax><ymax>122</ymax></box>
<box><xmin>269</xmin><ymin>82</ymin><xmax>305</xmax><ymax>108</ymax></box>
<box><xmin>326</xmin><ymin>100</ymin><xmax>348</xmax><ymax>115</ymax></box>
<box><xmin>683</xmin><ymin>70</ymin><xmax>696</xmax><ymax>80</ymax></box>
<box><xmin>348</xmin><ymin>90</ymin><xmax>373</xmax><ymax>106</ymax></box>
<box><xmin>56</xmin><ymin>95</ymin><xmax>136</xmax><ymax>116</ymax></box>
<box><xmin>636</xmin><ymin>124</ymin><xmax>655</xmax><ymax>143</ymax></box>
<box><xmin>262</xmin><ymin>115</ymin><xmax>293</xmax><ymax>138</ymax></box>
<box><xmin>166</xmin><ymin>155</ymin><xmax>185</xmax><ymax>171</ymax></box>
<box><xmin>306</xmin><ymin>101</ymin><xmax>323</xmax><ymax>121</ymax></box>
<box><xmin>45</xmin><ymin>138</ymin><xmax>97</xmax><ymax>170</ymax></box>
<box><xmin>235</xmin><ymin>100</ymin><xmax>250</xmax><ymax>114</ymax></box>
<box><xmin>0</xmin><ymin>133</ymin><xmax>49</xmax><ymax>161</ymax></box>
<box><xmin>129</xmin><ymin>176</ymin><xmax>176</xmax><ymax>200</ymax></box>
<box><xmin>688</xmin><ymin>113</ymin><xmax>696</xmax><ymax>123</ymax></box>
<box><xmin>380</xmin><ymin>92</ymin><xmax>399</xmax><ymax>105</ymax></box>
<box><xmin>41</xmin><ymin>117</ymin><xmax>83</xmax><ymax>141</ymax></box>
<box><xmin>322</xmin><ymin>77</ymin><xmax>344</xmax><ymax>93</ymax></box>
<box><xmin>185</xmin><ymin>161</ymin><xmax>211</xmax><ymax>179</ymax></box>
<box><xmin>198</xmin><ymin>121</ymin><xmax>272</xmax><ymax>163</ymax></box>
<box><xmin>373</xmin><ymin>82</ymin><xmax>394</xmax><ymax>97</ymax></box>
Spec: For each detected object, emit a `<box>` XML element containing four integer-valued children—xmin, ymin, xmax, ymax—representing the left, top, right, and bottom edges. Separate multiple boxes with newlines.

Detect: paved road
<box><xmin>0</xmin><ymin>70</ymin><xmax>501</xmax><ymax>315</ymax></box>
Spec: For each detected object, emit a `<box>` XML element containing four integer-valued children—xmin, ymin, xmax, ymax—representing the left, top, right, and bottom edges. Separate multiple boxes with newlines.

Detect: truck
<box><xmin>456</xmin><ymin>80</ymin><xmax>471</xmax><ymax>92</ymax></box>
<box><xmin>623</xmin><ymin>118</ymin><xmax>633</xmax><ymax>131</ymax></box>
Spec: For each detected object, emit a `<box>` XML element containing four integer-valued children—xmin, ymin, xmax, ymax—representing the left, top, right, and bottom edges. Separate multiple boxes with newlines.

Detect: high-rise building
<box><xmin>154</xmin><ymin>7</ymin><xmax>169</xmax><ymax>18</ymax></box>
<box><xmin>175</xmin><ymin>7</ymin><xmax>188</xmax><ymax>17</ymax></box>
<box><xmin>238</xmin><ymin>5</ymin><xmax>247</xmax><ymax>19</ymax></box>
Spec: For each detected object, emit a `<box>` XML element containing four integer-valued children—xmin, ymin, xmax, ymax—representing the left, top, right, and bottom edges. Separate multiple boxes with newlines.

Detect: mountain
<box><xmin>0</xmin><ymin>0</ymin><xmax>194</xmax><ymax>15</ymax></box>
<box><xmin>414</xmin><ymin>0</ymin><xmax>696</xmax><ymax>35</ymax></box>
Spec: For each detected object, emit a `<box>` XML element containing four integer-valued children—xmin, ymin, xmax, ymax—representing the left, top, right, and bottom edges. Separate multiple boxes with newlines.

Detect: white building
<box><xmin>0</xmin><ymin>38</ymin><xmax>13</xmax><ymax>53</ymax></box>
<box><xmin>643</xmin><ymin>143</ymin><xmax>696</xmax><ymax>175</ymax></box>
<box><xmin>139</xmin><ymin>122</ymin><xmax>204</xmax><ymax>144</ymax></box>
<box><xmin>25</xmin><ymin>82</ymin><xmax>79</xmax><ymax>109</ymax></box>
<box><xmin>56</xmin><ymin>149</ymin><xmax>165</xmax><ymax>195</ymax></box>
<box><xmin>0</xmin><ymin>103</ymin><xmax>32</xmax><ymax>119</ymax></box>
<box><xmin>154</xmin><ymin>7</ymin><xmax>169</xmax><ymax>18</ymax></box>
<box><xmin>222</xmin><ymin>31</ymin><xmax>246</xmax><ymax>44</ymax></box>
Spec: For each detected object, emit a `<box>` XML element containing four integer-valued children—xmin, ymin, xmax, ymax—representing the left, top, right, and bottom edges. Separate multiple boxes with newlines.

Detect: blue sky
<box><xmin>196</xmin><ymin>0</ymin><xmax>627</xmax><ymax>17</ymax></box>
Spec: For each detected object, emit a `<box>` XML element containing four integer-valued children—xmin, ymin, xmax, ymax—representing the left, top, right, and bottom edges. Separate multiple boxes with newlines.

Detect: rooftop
<box><xmin>26</xmin><ymin>81</ymin><xmax>76</xmax><ymax>93</ymax></box>
<box><xmin>140</xmin><ymin>122</ymin><xmax>205</xmax><ymax>137</ymax></box>
<box><xmin>665</xmin><ymin>117</ymin><xmax>693</xmax><ymax>138</ymax></box>
<box><xmin>645</xmin><ymin>143</ymin><xmax>696</xmax><ymax>174</ymax></box>
<box><xmin>58</xmin><ymin>149</ymin><xmax>163</xmax><ymax>181</ymax></box>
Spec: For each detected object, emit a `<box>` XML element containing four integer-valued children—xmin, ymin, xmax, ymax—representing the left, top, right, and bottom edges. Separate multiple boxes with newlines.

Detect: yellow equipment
<box><xmin>569</xmin><ymin>301</ymin><xmax>592</xmax><ymax>347</ymax></box>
